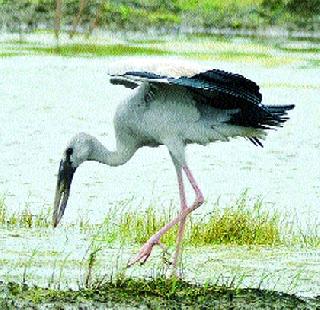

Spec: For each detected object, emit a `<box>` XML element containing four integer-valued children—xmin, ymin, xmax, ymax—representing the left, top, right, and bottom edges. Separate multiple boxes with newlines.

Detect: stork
<box><xmin>52</xmin><ymin>61</ymin><xmax>294</xmax><ymax>272</ymax></box>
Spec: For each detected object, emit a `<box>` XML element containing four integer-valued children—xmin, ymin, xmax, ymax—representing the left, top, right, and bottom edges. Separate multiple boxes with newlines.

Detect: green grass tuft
<box><xmin>277</xmin><ymin>46</ymin><xmax>320</xmax><ymax>54</ymax></box>
<box><xmin>0</xmin><ymin>196</ymin><xmax>51</xmax><ymax>228</ymax></box>
<box><xmin>0</xmin><ymin>52</ymin><xmax>27</xmax><ymax>57</ymax></box>
<box><xmin>25</xmin><ymin>44</ymin><xmax>171</xmax><ymax>57</ymax></box>
<box><xmin>190</xmin><ymin>195</ymin><xmax>281</xmax><ymax>246</ymax></box>
<box><xmin>98</xmin><ymin>193</ymin><xmax>281</xmax><ymax>247</ymax></box>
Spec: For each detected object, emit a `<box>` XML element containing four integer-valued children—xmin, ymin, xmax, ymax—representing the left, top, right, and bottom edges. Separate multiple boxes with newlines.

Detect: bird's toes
<box><xmin>127</xmin><ymin>257</ymin><xmax>139</xmax><ymax>268</ymax></box>
<box><xmin>127</xmin><ymin>236</ymin><xmax>164</xmax><ymax>267</ymax></box>
<box><xmin>127</xmin><ymin>244</ymin><xmax>154</xmax><ymax>267</ymax></box>
<box><xmin>141</xmin><ymin>253</ymin><xmax>151</xmax><ymax>264</ymax></box>
<box><xmin>127</xmin><ymin>253</ymin><xmax>140</xmax><ymax>267</ymax></box>
<box><xmin>128</xmin><ymin>252</ymin><xmax>144</xmax><ymax>267</ymax></box>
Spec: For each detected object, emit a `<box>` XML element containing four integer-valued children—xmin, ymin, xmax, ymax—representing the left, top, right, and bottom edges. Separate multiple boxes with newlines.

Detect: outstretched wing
<box><xmin>109</xmin><ymin>71</ymin><xmax>170</xmax><ymax>89</ymax></box>
<box><xmin>110</xmin><ymin>69</ymin><xmax>294</xmax><ymax>131</ymax></box>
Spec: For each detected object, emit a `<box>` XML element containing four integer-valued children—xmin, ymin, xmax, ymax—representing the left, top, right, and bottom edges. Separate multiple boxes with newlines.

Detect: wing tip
<box><xmin>109</xmin><ymin>76</ymin><xmax>140</xmax><ymax>89</ymax></box>
<box><xmin>248</xmin><ymin>137</ymin><xmax>264</xmax><ymax>147</ymax></box>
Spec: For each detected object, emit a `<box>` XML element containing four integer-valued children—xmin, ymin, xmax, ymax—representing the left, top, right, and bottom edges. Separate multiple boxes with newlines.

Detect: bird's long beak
<box><xmin>52</xmin><ymin>159</ymin><xmax>76</xmax><ymax>227</ymax></box>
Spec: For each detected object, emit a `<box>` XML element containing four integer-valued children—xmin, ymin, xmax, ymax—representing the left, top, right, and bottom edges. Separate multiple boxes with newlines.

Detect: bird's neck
<box><xmin>89</xmin><ymin>136</ymin><xmax>137</xmax><ymax>167</ymax></box>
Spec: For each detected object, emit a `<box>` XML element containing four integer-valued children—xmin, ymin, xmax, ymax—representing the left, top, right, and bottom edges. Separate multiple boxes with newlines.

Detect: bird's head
<box><xmin>52</xmin><ymin>133</ymin><xmax>92</xmax><ymax>227</ymax></box>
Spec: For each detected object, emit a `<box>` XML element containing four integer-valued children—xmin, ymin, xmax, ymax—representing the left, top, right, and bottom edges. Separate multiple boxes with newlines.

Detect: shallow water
<box><xmin>0</xmin><ymin>54</ymin><xmax>319</xmax><ymax>230</ymax></box>
<box><xmin>0</xmin><ymin>228</ymin><xmax>319</xmax><ymax>299</ymax></box>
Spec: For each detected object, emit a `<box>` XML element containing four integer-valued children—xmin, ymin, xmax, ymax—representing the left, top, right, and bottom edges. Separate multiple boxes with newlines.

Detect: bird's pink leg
<box><xmin>183</xmin><ymin>166</ymin><xmax>204</xmax><ymax>208</ymax></box>
<box><xmin>128</xmin><ymin>165</ymin><xmax>204</xmax><ymax>267</ymax></box>
<box><xmin>172</xmin><ymin>170</ymin><xmax>187</xmax><ymax>271</ymax></box>
<box><xmin>171</xmin><ymin>166</ymin><xmax>205</xmax><ymax>272</ymax></box>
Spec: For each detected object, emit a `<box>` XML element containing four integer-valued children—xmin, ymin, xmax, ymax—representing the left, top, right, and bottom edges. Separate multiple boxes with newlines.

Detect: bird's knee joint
<box><xmin>191</xmin><ymin>195</ymin><xmax>204</xmax><ymax>209</ymax></box>
<box><xmin>197</xmin><ymin>194</ymin><xmax>204</xmax><ymax>206</ymax></box>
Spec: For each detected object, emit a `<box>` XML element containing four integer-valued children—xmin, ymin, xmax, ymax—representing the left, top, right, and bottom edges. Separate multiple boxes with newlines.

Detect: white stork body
<box><xmin>113</xmin><ymin>82</ymin><xmax>264</xmax><ymax>165</ymax></box>
<box><xmin>53</xmin><ymin>60</ymin><xmax>294</xmax><ymax>272</ymax></box>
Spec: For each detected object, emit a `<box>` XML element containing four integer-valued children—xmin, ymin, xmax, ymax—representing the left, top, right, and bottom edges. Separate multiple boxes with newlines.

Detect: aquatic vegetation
<box><xmin>305</xmin><ymin>59</ymin><xmax>320</xmax><ymax>68</ymax></box>
<box><xmin>84</xmin><ymin>245</ymin><xmax>102</xmax><ymax>288</ymax></box>
<box><xmin>1</xmin><ymin>33</ymin><xmax>317</xmax><ymax>69</ymax></box>
<box><xmin>0</xmin><ymin>197</ymin><xmax>51</xmax><ymax>228</ymax></box>
<box><xmin>0</xmin><ymin>52</ymin><xmax>27</xmax><ymax>57</ymax></box>
<box><xmin>129</xmin><ymin>38</ymin><xmax>167</xmax><ymax>45</ymax></box>
<box><xmin>3</xmin><ymin>40</ymin><xmax>33</xmax><ymax>45</ymax></box>
<box><xmin>0</xmin><ymin>196</ymin><xmax>5</xmax><ymax>224</ymax></box>
<box><xmin>25</xmin><ymin>44</ymin><xmax>171</xmax><ymax>57</ymax></box>
<box><xmin>276</xmin><ymin>45</ymin><xmax>320</xmax><ymax>54</ymax></box>
<box><xmin>190</xmin><ymin>195</ymin><xmax>281</xmax><ymax>246</ymax></box>
<box><xmin>0</xmin><ymin>276</ymin><xmax>313</xmax><ymax>309</ymax></box>
<box><xmin>99</xmin><ymin>193</ymin><xmax>281</xmax><ymax>247</ymax></box>
<box><xmin>0</xmin><ymin>193</ymin><xmax>318</xmax><ymax>247</ymax></box>
<box><xmin>216</xmin><ymin>51</ymin><xmax>272</xmax><ymax>59</ymax></box>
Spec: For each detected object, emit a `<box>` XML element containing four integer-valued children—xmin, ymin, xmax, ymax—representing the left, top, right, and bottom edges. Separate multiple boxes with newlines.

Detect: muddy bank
<box><xmin>1</xmin><ymin>278</ymin><xmax>319</xmax><ymax>309</ymax></box>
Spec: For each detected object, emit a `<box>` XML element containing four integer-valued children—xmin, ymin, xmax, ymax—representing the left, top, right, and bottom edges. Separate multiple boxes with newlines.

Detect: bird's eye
<box><xmin>66</xmin><ymin>148</ymin><xmax>73</xmax><ymax>163</ymax></box>
<box><xmin>66</xmin><ymin>148</ymin><xmax>73</xmax><ymax>156</ymax></box>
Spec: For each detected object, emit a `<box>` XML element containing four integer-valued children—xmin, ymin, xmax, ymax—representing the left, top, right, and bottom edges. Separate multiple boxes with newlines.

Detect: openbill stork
<box><xmin>52</xmin><ymin>62</ymin><xmax>294</xmax><ymax>271</ymax></box>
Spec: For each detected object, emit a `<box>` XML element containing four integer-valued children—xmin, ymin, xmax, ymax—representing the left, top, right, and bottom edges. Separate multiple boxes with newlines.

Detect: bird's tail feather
<box><xmin>245</xmin><ymin>104</ymin><xmax>294</xmax><ymax>147</ymax></box>
<box><xmin>229</xmin><ymin>103</ymin><xmax>294</xmax><ymax>131</ymax></box>
<box><xmin>262</xmin><ymin>104</ymin><xmax>295</xmax><ymax>128</ymax></box>
<box><xmin>265</xmin><ymin>104</ymin><xmax>294</xmax><ymax>117</ymax></box>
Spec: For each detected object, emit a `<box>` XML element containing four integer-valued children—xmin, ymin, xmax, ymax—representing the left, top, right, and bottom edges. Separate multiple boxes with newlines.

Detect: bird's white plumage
<box><xmin>112</xmin><ymin>80</ymin><xmax>266</xmax><ymax>166</ymax></box>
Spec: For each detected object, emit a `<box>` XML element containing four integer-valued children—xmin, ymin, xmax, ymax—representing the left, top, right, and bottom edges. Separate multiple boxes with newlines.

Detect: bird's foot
<box><xmin>127</xmin><ymin>237</ymin><xmax>162</xmax><ymax>267</ymax></box>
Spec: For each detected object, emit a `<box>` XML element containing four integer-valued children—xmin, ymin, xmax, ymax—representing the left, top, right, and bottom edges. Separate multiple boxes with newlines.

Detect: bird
<box><xmin>52</xmin><ymin>61</ymin><xmax>294</xmax><ymax>272</ymax></box>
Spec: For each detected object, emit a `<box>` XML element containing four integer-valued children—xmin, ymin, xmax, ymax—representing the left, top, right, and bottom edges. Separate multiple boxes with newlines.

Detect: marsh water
<box><xmin>0</xmin><ymin>35</ymin><xmax>320</xmax><ymax>303</ymax></box>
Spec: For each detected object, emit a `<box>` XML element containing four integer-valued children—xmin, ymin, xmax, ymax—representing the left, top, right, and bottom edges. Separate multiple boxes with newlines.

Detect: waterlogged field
<box><xmin>0</xmin><ymin>32</ymin><xmax>320</xmax><ymax>308</ymax></box>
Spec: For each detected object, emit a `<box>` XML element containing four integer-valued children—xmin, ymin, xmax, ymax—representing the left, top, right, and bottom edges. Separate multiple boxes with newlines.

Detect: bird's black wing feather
<box><xmin>125</xmin><ymin>71</ymin><xmax>169</xmax><ymax>80</ymax></box>
<box><xmin>118</xmin><ymin>70</ymin><xmax>294</xmax><ymax>131</ymax></box>
<box><xmin>188</xmin><ymin>69</ymin><xmax>262</xmax><ymax>103</ymax></box>
<box><xmin>169</xmin><ymin>69</ymin><xmax>293</xmax><ymax>130</ymax></box>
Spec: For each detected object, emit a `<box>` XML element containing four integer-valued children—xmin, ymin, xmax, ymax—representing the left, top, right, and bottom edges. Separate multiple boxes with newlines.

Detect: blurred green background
<box><xmin>0</xmin><ymin>0</ymin><xmax>319</xmax><ymax>38</ymax></box>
